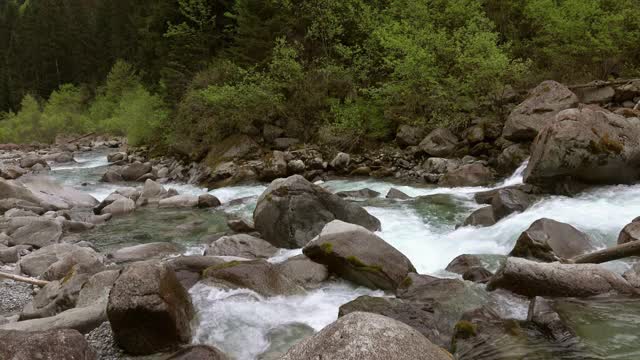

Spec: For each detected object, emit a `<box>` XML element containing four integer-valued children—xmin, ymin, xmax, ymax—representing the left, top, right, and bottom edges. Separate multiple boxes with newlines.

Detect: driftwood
<box><xmin>0</xmin><ymin>271</ymin><xmax>49</xmax><ymax>287</ymax></box>
<box><xmin>570</xmin><ymin>241</ymin><xmax>640</xmax><ymax>264</ymax></box>
<box><xmin>568</xmin><ymin>78</ymin><xmax>640</xmax><ymax>90</ymax></box>
<box><xmin>66</xmin><ymin>132</ymin><xmax>96</xmax><ymax>144</ymax></box>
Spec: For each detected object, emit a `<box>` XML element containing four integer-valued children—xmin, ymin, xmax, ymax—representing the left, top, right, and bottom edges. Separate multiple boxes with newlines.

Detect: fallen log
<box><xmin>66</xmin><ymin>132</ymin><xmax>96</xmax><ymax>144</ymax></box>
<box><xmin>568</xmin><ymin>78</ymin><xmax>640</xmax><ymax>90</ymax></box>
<box><xmin>571</xmin><ymin>241</ymin><xmax>640</xmax><ymax>264</ymax></box>
<box><xmin>0</xmin><ymin>271</ymin><xmax>49</xmax><ymax>287</ymax></box>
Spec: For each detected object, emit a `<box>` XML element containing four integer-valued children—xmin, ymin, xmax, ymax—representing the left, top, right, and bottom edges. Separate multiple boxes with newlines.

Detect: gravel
<box><xmin>85</xmin><ymin>322</ymin><xmax>126</xmax><ymax>360</ymax></box>
<box><xmin>0</xmin><ymin>278</ymin><xmax>33</xmax><ymax>315</ymax></box>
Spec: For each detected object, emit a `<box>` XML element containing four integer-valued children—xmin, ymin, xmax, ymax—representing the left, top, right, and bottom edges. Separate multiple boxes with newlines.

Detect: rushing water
<box><xmin>49</xmin><ymin>151</ymin><xmax>640</xmax><ymax>359</ymax></box>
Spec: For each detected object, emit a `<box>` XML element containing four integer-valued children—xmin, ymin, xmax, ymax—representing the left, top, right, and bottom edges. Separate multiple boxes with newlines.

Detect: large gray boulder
<box><xmin>509</xmin><ymin>218</ymin><xmax>595</xmax><ymax>261</ymax></box>
<box><xmin>166</xmin><ymin>255</ymin><xmax>241</xmax><ymax>289</ymax></box>
<box><xmin>203</xmin><ymin>259</ymin><xmax>305</xmax><ymax>296</ymax></box>
<box><xmin>280</xmin><ymin>312</ymin><xmax>452</xmax><ymax>360</ymax></box>
<box><xmin>158</xmin><ymin>194</ymin><xmax>199</xmax><ymax>208</ymax></box>
<box><xmin>491</xmin><ymin>188</ymin><xmax>531</xmax><ymax>220</ymax></box>
<box><xmin>303</xmin><ymin>220</ymin><xmax>415</xmax><ymax>291</ymax></box>
<box><xmin>108</xmin><ymin>242</ymin><xmax>181</xmax><ymax>263</ymax></box>
<box><xmin>0</xmin><ymin>164</ymin><xmax>27</xmax><ymax>179</ymax></box>
<box><xmin>274</xmin><ymin>254</ymin><xmax>329</xmax><ymax>289</ymax></box>
<box><xmin>524</xmin><ymin>106</ymin><xmax>640</xmax><ymax>190</ymax></box>
<box><xmin>253</xmin><ymin>175</ymin><xmax>380</xmax><ymax>248</ymax></box>
<box><xmin>101</xmin><ymin>196</ymin><xmax>135</xmax><ymax>216</ymax></box>
<box><xmin>165</xmin><ymin>345</ymin><xmax>229</xmax><ymax>360</ymax></box>
<box><xmin>107</xmin><ymin>260</ymin><xmax>194</xmax><ymax>355</ymax></box>
<box><xmin>19</xmin><ymin>243</ymin><xmax>104</xmax><ymax>280</ymax></box>
<box><xmin>21</xmin><ymin>176</ymin><xmax>99</xmax><ymax>209</ymax></box>
<box><xmin>19</xmin><ymin>154</ymin><xmax>48</xmax><ymax>168</ymax></box>
<box><xmin>120</xmin><ymin>162</ymin><xmax>152</xmax><ymax>181</ymax></box>
<box><xmin>617</xmin><ymin>217</ymin><xmax>640</xmax><ymax>245</ymax></box>
<box><xmin>0</xmin><ymin>178</ymin><xmax>45</xmax><ymax>207</ymax></box>
<box><xmin>396</xmin><ymin>124</ymin><xmax>425</xmax><ymax>148</ymax></box>
<box><xmin>0</xmin><ymin>328</ymin><xmax>97</xmax><ymax>360</ymax></box>
<box><xmin>487</xmin><ymin>257</ymin><xmax>637</xmax><ymax>297</ymax></box>
<box><xmin>461</xmin><ymin>206</ymin><xmax>496</xmax><ymax>227</ymax></box>
<box><xmin>205</xmin><ymin>234</ymin><xmax>278</xmax><ymax>259</ymax></box>
<box><xmin>136</xmin><ymin>179</ymin><xmax>168</xmax><ymax>206</ymax></box>
<box><xmin>439</xmin><ymin>163</ymin><xmax>494</xmax><ymax>187</ymax></box>
<box><xmin>7</xmin><ymin>216</ymin><xmax>63</xmax><ymax>248</ymax></box>
<box><xmin>502</xmin><ymin>80</ymin><xmax>579</xmax><ymax>141</ymax></box>
<box><xmin>419</xmin><ymin>128</ymin><xmax>459</xmax><ymax>157</ymax></box>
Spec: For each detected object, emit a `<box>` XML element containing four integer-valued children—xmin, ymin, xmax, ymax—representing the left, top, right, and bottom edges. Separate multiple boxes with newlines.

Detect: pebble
<box><xmin>0</xmin><ymin>278</ymin><xmax>33</xmax><ymax>316</ymax></box>
<box><xmin>85</xmin><ymin>321</ymin><xmax>126</xmax><ymax>360</ymax></box>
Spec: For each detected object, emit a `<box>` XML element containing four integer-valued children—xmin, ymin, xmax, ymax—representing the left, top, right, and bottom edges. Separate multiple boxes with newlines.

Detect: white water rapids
<box><xmin>49</xmin><ymin>152</ymin><xmax>640</xmax><ymax>359</ymax></box>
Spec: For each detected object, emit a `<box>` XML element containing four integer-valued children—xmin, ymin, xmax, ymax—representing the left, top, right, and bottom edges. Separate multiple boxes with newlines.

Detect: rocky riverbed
<box><xmin>2</xmin><ymin>80</ymin><xmax>640</xmax><ymax>360</ymax></box>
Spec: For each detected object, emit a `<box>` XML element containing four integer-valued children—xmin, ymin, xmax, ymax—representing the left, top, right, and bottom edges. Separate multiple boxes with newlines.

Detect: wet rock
<box><xmin>22</xmin><ymin>176</ymin><xmax>99</xmax><ymax>209</ymax></box>
<box><xmin>101</xmin><ymin>169</ymin><xmax>123</xmax><ymax>183</ymax></box>
<box><xmin>338</xmin><ymin>296</ymin><xmax>447</xmax><ymax>348</ymax></box>
<box><xmin>524</xmin><ymin>106</ymin><xmax>640</xmax><ymax>190</ymax></box>
<box><xmin>203</xmin><ymin>259</ymin><xmax>305</xmax><ymax>296</ymax></box>
<box><xmin>503</xmin><ymin>80</ymin><xmax>579</xmax><ymax>141</ymax></box>
<box><xmin>19</xmin><ymin>243</ymin><xmax>103</xmax><ymax>280</ymax></box>
<box><xmin>107</xmin><ymin>260</ymin><xmax>194</xmax><ymax>355</ymax></box>
<box><xmin>205</xmin><ymin>234</ymin><xmax>278</xmax><ymax>259</ymax></box>
<box><xmin>445</xmin><ymin>254</ymin><xmax>483</xmax><ymax>275</ymax></box>
<box><xmin>158</xmin><ymin>194</ymin><xmax>199</xmax><ymax>208</ymax></box>
<box><xmin>107</xmin><ymin>152</ymin><xmax>127</xmax><ymax>163</ymax></box>
<box><xmin>166</xmin><ymin>255</ymin><xmax>240</xmax><ymax>289</ymax></box>
<box><xmin>120</xmin><ymin>162</ymin><xmax>152</xmax><ymax>181</ymax></box>
<box><xmin>76</xmin><ymin>269</ymin><xmax>120</xmax><ymax>307</ymax></box>
<box><xmin>617</xmin><ymin>217</ymin><xmax>640</xmax><ymax>245</ymax></box>
<box><xmin>487</xmin><ymin>257</ymin><xmax>636</xmax><ymax>297</ymax></box>
<box><xmin>439</xmin><ymin>163</ymin><xmax>494</xmax><ymax>187</ymax></box>
<box><xmin>622</xmin><ymin>263</ymin><xmax>640</xmax><ymax>288</ymax></box>
<box><xmin>7</xmin><ymin>216</ymin><xmax>63</xmax><ymax>248</ymax></box>
<box><xmin>198</xmin><ymin>194</ymin><xmax>221</xmax><ymax>208</ymax></box>
<box><xmin>165</xmin><ymin>344</ymin><xmax>229</xmax><ymax>360</ymax></box>
<box><xmin>280</xmin><ymin>312</ymin><xmax>452</xmax><ymax>360</ymax></box>
<box><xmin>491</xmin><ymin>188</ymin><xmax>531</xmax><ymax>220</ymax></box>
<box><xmin>274</xmin><ymin>254</ymin><xmax>329</xmax><ymax>289</ymax></box>
<box><xmin>461</xmin><ymin>206</ymin><xmax>496</xmax><ymax>227</ymax></box>
<box><xmin>303</xmin><ymin>220</ymin><xmax>415</xmax><ymax>291</ymax></box>
<box><xmin>48</xmin><ymin>152</ymin><xmax>74</xmax><ymax>163</ymax></box>
<box><xmin>136</xmin><ymin>179</ymin><xmax>168</xmax><ymax>206</ymax></box>
<box><xmin>386</xmin><ymin>188</ymin><xmax>411</xmax><ymax>200</ymax></box>
<box><xmin>336</xmin><ymin>188</ymin><xmax>380</xmax><ymax>199</ymax></box>
<box><xmin>510</xmin><ymin>218</ymin><xmax>595</xmax><ymax>262</ymax></box>
<box><xmin>330</xmin><ymin>152</ymin><xmax>350</xmax><ymax>172</ymax></box>
<box><xmin>419</xmin><ymin>128</ymin><xmax>459</xmax><ymax>157</ymax></box>
<box><xmin>497</xmin><ymin>143</ymin><xmax>530</xmax><ymax>174</ymax></box>
<box><xmin>226</xmin><ymin>218</ymin><xmax>255</xmax><ymax>233</ymax></box>
<box><xmin>253</xmin><ymin>175</ymin><xmax>380</xmax><ymax>248</ymax></box>
<box><xmin>396</xmin><ymin>124</ymin><xmax>425</xmax><ymax>147</ymax></box>
<box><xmin>462</xmin><ymin>267</ymin><xmax>493</xmax><ymax>283</ymax></box>
<box><xmin>101</xmin><ymin>196</ymin><xmax>135</xmax><ymax>216</ymax></box>
<box><xmin>19</xmin><ymin>154</ymin><xmax>48</xmax><ymax>168</ymax></box>
<box><xmin>0</xmin><ymin>328</ymin><xmax>97</xmax><ymax>360</ymax></box>
<box><xmin>108</xmin><ymin>242</ymin><xmax>181</xmax><ymax>263</ymax></box>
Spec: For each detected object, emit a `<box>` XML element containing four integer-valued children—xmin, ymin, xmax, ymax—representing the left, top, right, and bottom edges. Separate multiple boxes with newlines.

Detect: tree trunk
<box><xmin>571</xmin><ymin>241</ymin><xmax>640</xmax><ymax>264</ymax></box>
<box><xmin>0</xmin><ymin>271</ymin><xmax>49</xmax><ymax>287</ymax></box>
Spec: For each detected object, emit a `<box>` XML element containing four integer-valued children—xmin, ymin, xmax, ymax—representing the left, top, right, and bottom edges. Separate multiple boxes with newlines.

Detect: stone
<box><xmin>136</xmin><ymin>179</ymin><xmax>168</xmax><ymax>206</ymax></box>
<box><xmin>303</xmin><ymin>220</ymin><xmax>415</xmax><ymax>291</ymax></box>
<box><xmin>487</xmin><ymin>257</ymin><xmax>636</xmax><ymax>297</ymax></box>
<box><xmin>439</xmin><ymin>163</ymin><xmax>494</xmax><ymax>187</ymax></box>
<box><xmin>18</xmin><ymin>243</ymin><xmax>102</xmax><ymax>279</ymax></box>
<box><xmin>107</xmin><ymin>152</ymin><xmax>127</xmax><ymax>163</ymax></box>
<box><xmin>203</xmin><ymin>259</ymin><xmax>305</xmax><ymax>296</ymax></box>
<box><xmin>19</xmin><ymin>154</ymin><xmax>48</xmax><ymax>168</ymax></box>
<box><xmin>419</xmin><ymin>128</ymin><xmax>459</xmax><ymax>157</ymax></box>
<box><xmin>49</xmin><ymin>152</ymin><xmax>74</xmax><ymax>163</ymax></box>
<box><xmin>7</xmin><ymin>216</ymin><xmax>63</xmax><ymax>248</ymax></box>
<box><xmin>0</xmin><ymin>246</ymin><xmax>20</xmax><ymax>263</ymax></box>
<box><xmin>158</xmin><ymin>194</ymin><xmax>199</xmax><ymax>208</ymax></box>
<box><xmin>205</xmin><ymin>134</ymin><xmax>261</xmax><ymax>165</ymax></box>
<box><xmin>509</xmin><ymin>218</ymin><xmax>596</xmax><ymax>262</ymax></box>
<box><xmin>198</xmin><ymin>194</ymin><xmax>221</xmax><ymax>208</ymax></box>
<box><xmin>622</xmin><ymin>263</ymin><xmax>640</xmax><ymax>288</ymax></box>
<box><xmin>166</xmin><ymin>255</ymin><xmax>240</xmax><ymax>289</ymax></box>
<box><xmin>491</xmin><ymin>188</ymin><xmax>531</xmax><ymax>220</ymax></box>
<box><xmin>445</xmin><ymin>254</ymin><xmax>483</xmax><ymax>275</ymax></box>
<box><xmin>461</xmin><ymin>206</ymin><xmax>496</xmax><ymax>227</ymax></box>
<box><xmin>274</xmin><ymin>254</ymin><xmax>329</xmax><ymax>289</ymax></box>
<box><xmin>120</xmin><ymin>162</ymin><xmax>152</xmax><ymax>181</ymax></box>
<box><xmin>205</xmin><ymin>234</ymin><xmax>278</xmax><ymax>259</ymax></box>
<box><xmin>4</xmin><ymin>208</ymin><xmax>38</xmax><ymax>217</ymax></box>
<box><xmin>226</xmin><ymin>218</ymin><xmax>255</xmax><ymax>233</ymax></box>
<box><xmin>101</xmin><ymin>169</ymin><xmax>123</xmax><ymax>183</ymax></box>
<box><xmin>108</xmin><ymin>242</ymin><xmax>181</xmax><ymax>263</ymax></box>
<box><xmin>0</xmin><ymin>178</ymin><xmax>47</xmax><ymax>207</ymax></box>
<box><xmin>396</xmin><ymin>125</ymin><xmax>425</xmax><ymax>148</ymax></box>
<box><xmin>574</xmin><ymin>85</ymin><xmax>615</xmax><ymax>104</ymax></box>
<box><xmin>496</xmin><ymin>143</ymin><xmax>530</xmax><ymax>174</ymax></box>
<box><xmin>336</xmin><ymin>188</ymin><xmax>380</xmax><ymax>199</ymax></box>
<box><xmin>264</xmin><ymin>124</ymin><xmax>285</xmax><ymax>142</ymax></box>
<box><xmin>329</xmin><ymin>152</ymin><xmax>350</xmax><ymax>172</ymax></box>
<box><xmin>77</xmin><ymin>270</ymin><xmax>120</xmax><ymax>307</ymax></box>
<box><xmin>463</xmin><ymin>125</ymin><xmax>485</xmax><ymax>144</ymax></box>
<box><xmin>503</xmin><ymin>80</ymin><xmax>579</xmax><ymax>141</ymax></box>
<box><xmin>524</xmin><ymin>106</ymin><xmax>640</xmax><ymax>190</ymax></box>
<box><xmin>107</xmin><ymin>260</ymin><xmax>194</xmax><ymax>355</ymax></box>
<box><xmin>280</xmin><ymin>312</ymin><xmax>452</xmax><ymax>360</ymax></box>
<box><xmin>22</xmin><ymin>176</ymin><xmax>99</xmax><ymax>209</ymax></box>
<box><xmin>386</xmin><ymin>188</ymin><xmax>411</xmax><ymax>200</ymax></box>
<box><xmin>253</xmin><ymin>175</ymin><xmax>381</xmax><ymax>248</ymax></box>
<box><xmin>0</xmin><ymin>164</ymin><xmax>26</xmax><ymax>179</ymax></box>
<box><xmin>617</xmin><ymin>217</ymin><xmax>640</xmax><ymax>245</ymax></box>
<box><xmin>165</xmin><ymin>345</ymin><xmax>229</xmax><ymax>360</ymax></box>
<box><xmin>273</xmin><ymin>137</ymin><xmax>300</xmax><ymax>150</ymax></box>
<box><xmin>101</xmin><ymin>197</ymin><xmax>135</xmax><ymax>216</ymax></box>
<box><xmin>287</xmin><ymin>159</ymin><xmax>305</xmax><ymax>174</ymax></box>
<box><xmin>0</xmin><ymin>328</ymin><xmax>97</xmax><ymax>360</ymax></box>
<box><xmin>0</xmin><ymin>303</ymin><xmax>106</xmax><ymax>333</ymax></box>
<box><xmin>462</xmin><ymin>267</ymin><xmax>493</xmax><ymax>283</ymax></box>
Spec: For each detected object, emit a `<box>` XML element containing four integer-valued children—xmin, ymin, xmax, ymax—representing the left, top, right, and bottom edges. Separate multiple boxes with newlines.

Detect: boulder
<box><xmin>422</xmin><ymin>157</ymin><xmax>461</xmax><ymax>175</ymax></box>
<box><xmin>503</xmin><ymin>80</ymin><xmax>579</xmax><ymax>141</ymax></box>
<box><xmin>0</xmin><ymin>164</ymin><xmax>27</xmax><ymax>179</ymax></box>
<box><xmin>386</xmin><ymin>188</ymin><xmax>411</xmax><ymax>200</ymax></box>
<box><xmin>273</xmin><ymin>137</ymin><xmax>300</xmax><ymax>150</ymax></box>
<box><xmin>101</xmin><ymin>170</ymin><xmax>123</xmax><ymax>183</ymax></box>
<box><xmin>461</xmin><ymin>206</ymin><xmax>496</xmax><ymax>227</ymax></box>
<box><xmin>136</xmin><ymin>179</ymin><xmax>168</xmax><ymax>206</ymax></box>
<box><xmin>7</xmin><ymin>216</ymin><xmax>62</xmax><ymax>248</ymax></box>
<box><xmin>263</xmin><ymin>124</ymin><xmax>285</xmax><ymax>142</ymax></box>
<box><xmin>108</xmin><ymin>242</ymin><xmax>181</xmax><ymax>263</ymax></box>
<box><xmin>396</xmin><ymin>124</ymin><xmax>425</xmax><ymax>147</ymax></box>
<box><xmin>0</xmin><ymin>178</ymin><xmax>45</xmax><ymax>206</ymax></box>
<box><xmin>336</xmin><ymin>188</ymin><xmax>380</xmax><ymax>199</ymax></box>
<box><xmin>487</xmin><ymin>257</ymin><xmax>636</xmax><ymax>297</ymax></box>
<box><xmin>496</xmin><ymin>143</ymin><xmax>530</xmax><ymax>174</ymax></box>
<box><xmin>617</xmin><ymin>217</ymin><xmax>640</xmax><ymax>245</ymax></box>
<box><xmin>439</xmin><ymin>163</ymin><xmax>494</xmax><ymax>187</ymax></box>
<box><xmin>19</xmin><ymin>154</ymin><xmax>48</xmax><ymax>168</ymax></box>
<box><xmin>259</xmin><ymin>150</ymin><xmax>288</xmax><ymax>181</ymax></box>
<box><xmin>120</xmin><ymin>162</ymin><xmax>152</xmax><ymax>181</ymax></box>
<box><xmin>198</xmin><ymin>194</ymin><xmax>221</xmax><ymax>208</ymax></box>
<box><xmin>0</xmin><ymin>328</ymin><xmax>97</xmax><ymax>360</ymax></box>
<box><xmin>419</xmin><ymin>128</ymin><xmax>458</xmax><ymax>157</ymax></box>
<box><xmin>0</xmin><ymin>303</ymin><xmax>106</xmax><ymax>333</ymax></box>
<box><xmin>205</xmin><ymin>134</ymin><xmax>261</xmax><ymax>165</ymax></box>
<box><xmin>226</xmin><ymin>218</ymin><xmax>255</xmax><ymax>233</ymax></box>
<box><xmin>330</xmin><ymin>152</ymin><xmax>350</xmax><ymax>172</ymax></box>
<box><xmin>158</xmin><ymin>194</ymin><xmax>199</xmax><ymax>208</ymax></box>
<box><xmin>0</xmin><ymin>246</ymin><xmax>20</xmax><ymax>263</ymax></box>
<box><xmin>76</xmin><ymin>269</ymin><xmax>120</xmax><ymax>307</ymax></box>
<box><xmin>462</xmin><ymin>266</ymin><xmax>493</xmax><ymax>283</ymax></box>
<box><xmin>574</xmin><ymin>85</ymin><xmax>615</xmax><ymax>104</ymax></box>
<box><xmin>253</xmin><ymin>175</ymin><xmax>380</xmax><ymax>248</ymax></box>
<box><xmin>21</xmin><ymin>176</ymin><xmax>99</xmax><ymax>209</ymax></box>
<box><xmin>274</xmin><ymin>254</ymin><xmax>329</xmax><ymax>289</ymax></box>
<box><xmin>524</xmin><ymin>106</ymin><xmax>640</xmax><ymax>190</ymax></box>
<box><xmin>280</xmin><ymin>312</ymin><xmax>452</xmax><ymax>360</ymax></box>
<box><xmin>19</xmin><ymin>243</ymin><xmax>103</xmax><ymax>280</ymax></box>
<box><xmin>166</xmin><ymin>255</ymin><xmax>239</xmax><ymax>289</ymax></box>
<box><xmin>491</xmin><ymin>188</ymin><xmax>531</xmax><ymax>220</ymax></box>
<box><xmin>509</xmin><ymin>218</ymin><xmax>595</xmax><ymax>261</ymax></box>
<box><xmin>203</xmin><ymin>259</ymin><xmax>305</xmax><ymax>296</ymax></box>
<box><xmin>623</xmin><ymin>263</ymin><xmax>640</xmax><ymax>288</ymax></box>
<box><xmin>205</xmin><ymin>234</ymin><xmax>278</xmax><ymax>259</ymax></box>
<box><xmin>3</xmin><ymin>208</ymin><xmax>37</xmax><ymax>218</ymax></box>
<box><xmin>445</xmin><ymin>254</ymin><xmax>483</xmax><ymax>275</ymax></box>
<box><xmin>49</xmin><ymin>152</ymin><xmax>74</xmax><ymax>163</ymax></box>
<box><xmin>287</xmin><ymin>159</ymin><xmax>305</xmax><ymax>174</ymax></box>
<box><xmin>101</xmin><ymin>197</ymin><xmax>135</xmax><ymax>216</ymax></box>
<box><xmin>107</xmin><ymin>260</ymin><xmax>194</xmax><ymax>355</ymax></box>
<box><xmin>303</xmin><ymin>220</ymin><xmax>415</xmax><ymax>291</ymax></box>
<box><xmin>165</xmin><ymin>345</ymin><xmax>229</xmax><ymax>360</ymax></box>
<box><xmin>107</xmin><ymin>152</ymin><xmax>127</xmax><ymax>163</ymax></box>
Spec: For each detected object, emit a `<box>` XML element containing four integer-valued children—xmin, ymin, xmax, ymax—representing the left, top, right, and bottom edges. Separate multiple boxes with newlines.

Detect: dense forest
<box><xmin>1</xmin><ymin>0</ymin><xmax>639</xmax><ymax>158</ymax></box>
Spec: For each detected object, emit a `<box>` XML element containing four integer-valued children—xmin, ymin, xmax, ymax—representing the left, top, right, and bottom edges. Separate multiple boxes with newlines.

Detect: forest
<box><xmin>1</xmin><ymin>0</ymin><xmax>639</xmax><ymax>158</ymax></box>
